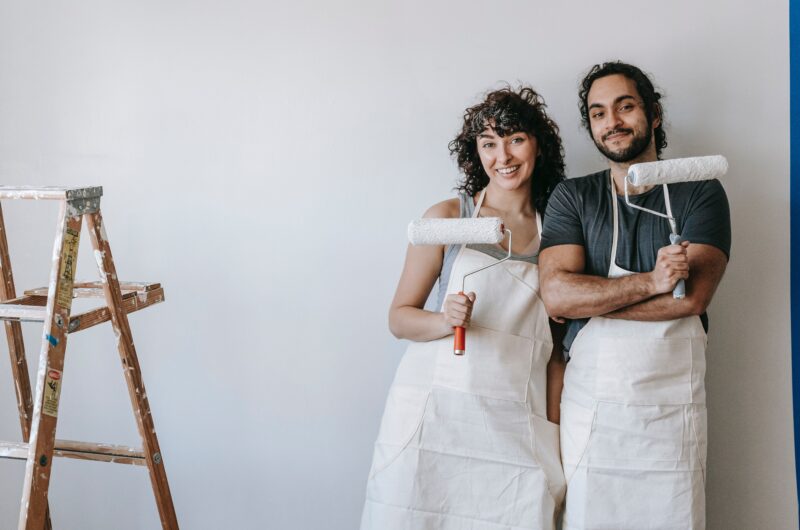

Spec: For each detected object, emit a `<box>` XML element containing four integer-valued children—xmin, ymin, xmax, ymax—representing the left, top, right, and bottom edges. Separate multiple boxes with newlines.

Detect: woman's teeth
<box><xmin>497</xmin><ymin>166</ymin><xmax>519</xmax><ymax>175</ymax></box>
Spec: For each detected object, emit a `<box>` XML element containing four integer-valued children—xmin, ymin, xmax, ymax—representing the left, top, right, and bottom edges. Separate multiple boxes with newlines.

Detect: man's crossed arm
<box><xmin>539</xmin><ymin>242</ymin><xmax>728</xmax><ymax>321</ymax></box>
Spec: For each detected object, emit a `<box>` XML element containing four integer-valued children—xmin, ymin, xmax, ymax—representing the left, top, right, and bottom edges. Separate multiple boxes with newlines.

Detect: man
<box><xmin>539</xmin><ymin>62</ymin><xmax>730</xmax><ymax>529</ymax></box>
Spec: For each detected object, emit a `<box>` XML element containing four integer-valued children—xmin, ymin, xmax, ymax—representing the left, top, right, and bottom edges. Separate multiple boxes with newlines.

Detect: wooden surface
<box><xmin>19</xmin><ymin>204</ymin><xmax>81</xmax><ymax>530</ymax></box>
<box><xmin>0</xmin><ymin>304</ymin><xmax>48</xmax><ymax>321</ymax></box>
<box><xmin>0</xmin><ymin>289</ymin><xmax>165</xmax><ymax>333</ymax></box>
<box><xmin>0</xmin><ymin>186</ymin><xmax>102</xmax><ymax>200</ymax></box>
<box><xmin>0</xmin><ymin>204</ymin><xmax>54</xmax><ymax>530</ymax></box>
<box><xmin>0</xmin><ymin>198</ymin><xmax>177</xmax><ymax>529</ymax></box>
<box><xmin>25</xmin><ymin>281</ymin><xmax>160</xmax><ymax>298</ymax></box>
<box><xmin>86</xmin><ymin>210</ymin><xmax>179</xmax><ymax>530</ymax></box>
<box><xmin>1</xmin><ymin>439</ymin><xmax>146</xmax><ymax>466</ymax></box>
<box><xmin>68</xmin><ymin>287</ymin><xmax>165</xmax><ymax>333</ymax></box>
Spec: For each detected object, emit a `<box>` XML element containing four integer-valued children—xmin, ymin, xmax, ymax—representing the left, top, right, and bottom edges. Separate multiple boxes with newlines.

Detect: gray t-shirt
<box><xmin>540</xmin><ymin>169</ymin><xmax>731</xmax><ymax>354</ymax></box>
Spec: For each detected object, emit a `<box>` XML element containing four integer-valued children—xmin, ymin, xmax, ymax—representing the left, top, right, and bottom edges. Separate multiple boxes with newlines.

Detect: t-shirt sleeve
<box><xmin>680</xmin><ymin>179</ymin><xmax>732</xmax><ymax>259</ymax></box>
<box><xmin>540</xmin><ymin>180</ymin><xmax>584</xmax><ymax>250</ymax></box>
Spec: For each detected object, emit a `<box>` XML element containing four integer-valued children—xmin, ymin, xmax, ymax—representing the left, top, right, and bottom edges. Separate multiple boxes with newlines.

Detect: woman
<box><xmin>361</xmin><ymin>87</ymin><xmax>567</xmax><ymax>530</ymax></box>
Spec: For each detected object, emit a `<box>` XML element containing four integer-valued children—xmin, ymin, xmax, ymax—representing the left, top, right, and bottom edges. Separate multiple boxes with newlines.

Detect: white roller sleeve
<box><xmin>407</xmin><ymin>217</ymin><xmax>504</xmax><ymax>245</ymax></box>
<box><xmin>628</xmin><ymin>155</ymin><xmax>728</xmax><ymax>186</ymax></box>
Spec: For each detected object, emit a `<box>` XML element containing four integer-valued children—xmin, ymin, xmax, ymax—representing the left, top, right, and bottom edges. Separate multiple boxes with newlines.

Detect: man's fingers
<box><xmin>662</xmin><ymin>245</ymin><xmax>688</xmax><ymax>255</ymax></box>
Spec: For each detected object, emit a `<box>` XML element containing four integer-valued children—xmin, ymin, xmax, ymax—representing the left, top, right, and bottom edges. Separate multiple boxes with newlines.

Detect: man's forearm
<box><xmin>543</xmin><ymin>270</ymin><xmax>656</xmax><ymax>319</ymax></box>
<box><xmin>604</xmin><ymin>292</ymin><xmax>698</xmax><ymax>321</ymax></box>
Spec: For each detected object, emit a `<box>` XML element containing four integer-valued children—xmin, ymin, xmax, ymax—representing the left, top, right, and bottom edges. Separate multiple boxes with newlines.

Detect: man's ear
<box><xmin>652</xmin><ymin>104</ymin><xmax>662</xmax><ymax>129</ymax></box>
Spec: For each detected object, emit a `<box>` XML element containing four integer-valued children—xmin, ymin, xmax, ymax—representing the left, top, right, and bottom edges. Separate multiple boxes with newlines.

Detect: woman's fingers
<box><xmin>443</xmin><ymin>292</ymin><xmax>476</xmax><ymax>328</ymax></box>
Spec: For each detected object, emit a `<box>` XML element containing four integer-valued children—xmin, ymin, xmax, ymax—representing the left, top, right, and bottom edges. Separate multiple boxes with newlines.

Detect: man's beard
<box><xmin>594</xmin><ymin>126</ymin><xmax>653</xmax><ymax>163</ymax></box>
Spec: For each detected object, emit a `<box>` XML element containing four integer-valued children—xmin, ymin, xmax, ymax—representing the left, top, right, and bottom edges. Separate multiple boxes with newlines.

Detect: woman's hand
<box><xmin>442</xmin><ymin>292</ymin><xmax>476</xmax><ymax>328</ymax></box>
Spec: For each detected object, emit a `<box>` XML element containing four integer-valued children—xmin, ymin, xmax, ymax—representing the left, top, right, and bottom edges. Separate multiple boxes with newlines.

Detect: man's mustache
<box><xmin>603</xmin><ymin>128</ymin><xmax>634</xmax><ymax>141</ymax></box>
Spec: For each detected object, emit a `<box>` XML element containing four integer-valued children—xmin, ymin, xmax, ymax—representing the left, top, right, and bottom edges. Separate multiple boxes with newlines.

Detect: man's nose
<box><xmin>606</xmin><ymin>110</ymin><xmax>623</xmax><ymax>130</ymax></box>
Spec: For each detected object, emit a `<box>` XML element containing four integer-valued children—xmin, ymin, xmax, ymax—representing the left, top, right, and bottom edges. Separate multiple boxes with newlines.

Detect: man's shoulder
<box><xmin>555</xmin><ymin>169</ymin><xmax>609</xmax><ymax>196</ymax></box>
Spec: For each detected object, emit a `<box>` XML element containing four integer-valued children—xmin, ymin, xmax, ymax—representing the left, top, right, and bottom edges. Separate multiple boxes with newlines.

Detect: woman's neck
<box><xmin>480</xmin><ymin>182</ymin><xmax>534</xmax><ymax>217</ymax></box>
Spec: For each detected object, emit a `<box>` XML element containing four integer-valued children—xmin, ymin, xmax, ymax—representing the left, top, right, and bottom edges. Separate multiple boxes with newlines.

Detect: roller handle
<box><xmin>669</xmin><ymin>233</ymin><xmax>686</xmax><ymax>299</ymax></box>
<box><xmin>454</xmin><ymin>291</ymin><xmax>466</xmax><ymax>355</ymax></box>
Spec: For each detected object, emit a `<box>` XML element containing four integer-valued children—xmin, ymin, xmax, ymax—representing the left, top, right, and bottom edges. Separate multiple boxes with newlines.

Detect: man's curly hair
<box><xmin>448</xmin><ymin>86</ymin><xmax>565</xmax><ymax>214</ymax></box>
<box><xmin>578</xmin><ymin>61</ymin><xmax>667</xmax><ymax>158</ymax></box>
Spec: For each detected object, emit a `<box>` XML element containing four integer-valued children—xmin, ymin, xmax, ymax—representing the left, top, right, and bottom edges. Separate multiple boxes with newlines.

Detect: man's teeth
<box><xmin>497</xmin><ymin>166</ymin><xmax>519</xmax><ymax>175</ymax></box>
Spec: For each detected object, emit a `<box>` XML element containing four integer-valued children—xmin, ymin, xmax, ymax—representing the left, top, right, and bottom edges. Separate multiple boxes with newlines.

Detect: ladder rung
<box><xmin>0</xmin><ymin>439</ymin><xmax>146</xmax><ymax>466</ymax></box>
<box><xmin>68</xmin><ymin>287</ymin><xmax>165</xmax><ymax>333</ymax></box>
<box><xmin>0</xmin><ymin>288</ymin><xmax>164</xmax><ymax>328</ymax></box>
<box><xmin>0</xmin><ymin>304</ymin><xmax>48</xmax><ymax>321</ymax></box>
<box><xmin>0</xmin><ymin>186</ymin><xmax>103</xmax><ymax>200</ymax></box>
<box><xmin>25</xmin><ymin>281</ymin><xmax>161</xmax><ymax>298</ymax></box>
<box><xmin>2</xmin><ymin>294</ymin><xmax>47</xmax><ymax>306</ymax></box>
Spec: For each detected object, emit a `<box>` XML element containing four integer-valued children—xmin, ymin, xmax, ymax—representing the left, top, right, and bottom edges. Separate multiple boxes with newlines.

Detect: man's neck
<box><xmin>608</xmin><ymin>149</ymin><xmax>658</xmax><ymax>196</ymax></box>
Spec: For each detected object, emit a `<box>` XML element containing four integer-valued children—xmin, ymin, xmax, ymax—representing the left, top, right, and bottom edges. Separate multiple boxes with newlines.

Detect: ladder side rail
<box><xmin>18</xmin><ymin>203</ymin><xmax>82</xmax><ymax>530</ymax></box>
<box><xmin>86</xmin><ymin>210</ymin><xmax>179</xmax><ymax>530</ymax></box>
<box><xmin>0</xmin><ymin>202</ymin><xmax>55</xmax><ymax>530</ymax></box>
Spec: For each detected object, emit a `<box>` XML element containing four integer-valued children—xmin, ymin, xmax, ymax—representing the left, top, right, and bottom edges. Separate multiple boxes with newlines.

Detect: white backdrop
<box><xmin>0</xmin><ymin>1</ymin><xmax>795</xmax><ymax>528</ymax></box>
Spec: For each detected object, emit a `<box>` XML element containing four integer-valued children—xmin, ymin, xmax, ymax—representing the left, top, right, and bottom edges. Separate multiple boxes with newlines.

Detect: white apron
<box><xmin>362</xmin><ymin>193</ymin><xmax>566</xmax><ymax>530</ymax></box>
<box><xmin>560</xmin><ymin>176</ymin><xmax>707</xmax><ymax>529</ymax></box>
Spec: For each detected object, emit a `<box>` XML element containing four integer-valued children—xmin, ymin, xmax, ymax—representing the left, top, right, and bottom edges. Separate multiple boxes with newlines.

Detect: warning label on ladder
<box><xmin>56</xmin><ymin>227</ymin><xmax>80</xmax><ymax>308</ymax></box>
<box><xmin>42</xmin><ymin>369</ymin><xmax>63</xmax><ymax>418</ymax></box>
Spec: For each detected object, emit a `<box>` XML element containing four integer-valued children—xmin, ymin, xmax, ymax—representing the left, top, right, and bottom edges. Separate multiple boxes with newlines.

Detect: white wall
<box><xmin>0</xmin><ymin>1</ymin><xmax>794</xmax><ymax>528</ymax></box>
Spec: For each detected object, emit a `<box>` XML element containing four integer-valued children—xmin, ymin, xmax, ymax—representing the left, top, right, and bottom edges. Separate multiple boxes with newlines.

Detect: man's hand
<box><xmin>649</xmin><ymin>241</ymin><xmax>690</xmax><ymax>294</ymax></box>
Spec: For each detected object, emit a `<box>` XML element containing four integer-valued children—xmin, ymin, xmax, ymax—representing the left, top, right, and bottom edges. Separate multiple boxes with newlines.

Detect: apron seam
<box><xmin>528</xmin><ymin>414</ymin><xmax>563</xmax><ymax>506</ymax></box>
<box><xmin>363</xmin><ymin>498</ymin><xmax>548</xmax><ymax>529</ymax></box>
<box><xmin>396</xmin><ymin>443</ymin><xmax>544</xmax><ymax>468</ymax></box>
<box><xmin>690</xmin><ymin>405</ymin><xmax>707</xmax><ymax>485</ymax></box>
<box><xmin>368</xmin><ymin>391</ymin><xmax>431</xmax><ymax>479</ymax></box>
<box><xmin>563</xmin><ymin>403</ymin><xmax>598</xmax><ymax>484</ymax></box>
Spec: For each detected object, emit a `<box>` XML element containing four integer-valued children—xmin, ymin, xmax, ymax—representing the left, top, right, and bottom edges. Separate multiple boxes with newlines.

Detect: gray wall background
<box><xmin>0</xmin><ymin>1</ymin><xmax>795</xmax><ymax>528</ymax></box>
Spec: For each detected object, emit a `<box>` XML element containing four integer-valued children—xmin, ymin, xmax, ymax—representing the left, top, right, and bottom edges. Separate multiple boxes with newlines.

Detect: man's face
<box><xmin>586</xmin><ymin>74</ymin><xmax>658</xmax><ymax>163</ymax></box>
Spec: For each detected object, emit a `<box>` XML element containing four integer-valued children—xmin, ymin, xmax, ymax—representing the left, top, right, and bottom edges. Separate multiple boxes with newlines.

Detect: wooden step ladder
<box><xmin>0</xmin><ymin>186</ymin><xmax>178</xmax><ymax>529</ymax></box>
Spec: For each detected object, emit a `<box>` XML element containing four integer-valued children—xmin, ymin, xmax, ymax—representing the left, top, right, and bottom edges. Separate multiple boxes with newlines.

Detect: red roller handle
<box><xmin>454</xmin><ymin>291</ymin><xmax>466</xmax><ymax>355</ymax></box>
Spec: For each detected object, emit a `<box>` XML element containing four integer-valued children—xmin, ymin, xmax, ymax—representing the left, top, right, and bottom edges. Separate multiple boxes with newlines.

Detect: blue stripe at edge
<box><xmin>791</xmin><ymin>0</ymin><xmax>800</xmax><ymax>517</ymax></box>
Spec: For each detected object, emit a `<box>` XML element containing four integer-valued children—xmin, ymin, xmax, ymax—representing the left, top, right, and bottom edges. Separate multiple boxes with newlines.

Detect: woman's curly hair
<box><xmin>448</xmin><ymin>86</ymin><xmax>565</xmax><ymax>214</ymax></box>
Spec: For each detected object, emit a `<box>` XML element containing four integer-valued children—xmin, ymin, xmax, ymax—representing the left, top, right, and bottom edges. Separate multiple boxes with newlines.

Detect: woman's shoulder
<box><xmin>422</xmin><ymin>196</ymin><xmax>462</xmax><ymax>219</ymax></box>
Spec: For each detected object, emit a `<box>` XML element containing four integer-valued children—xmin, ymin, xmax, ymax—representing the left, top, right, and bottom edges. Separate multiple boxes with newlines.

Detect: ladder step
<box><xmin>0</xmin><ymin>186</ymin><xmax>103</xmax><ymax>200</ymax></box>
<box><xmin>25</xmin><ymin>281</ymin><xmax>161</xmax><ymax>298</ymax></box>
<box><xmin>68</xmin><ymin>287</ymin><xmax>165</xmax><ymax>333</ymax></box>
<box><xmin>0</xmin><ymin>439</ymin><xmax>145</xmax><ymax>466</ymax></box>
<box><xmin>0</xmin><ymin>287</ymin><xmax>165</xmax><ymax>330</ymax></box>
<box><xmin>0</xmin><ymin>304</ymin><xmax>48</xmax><ymax>321</ymax></box>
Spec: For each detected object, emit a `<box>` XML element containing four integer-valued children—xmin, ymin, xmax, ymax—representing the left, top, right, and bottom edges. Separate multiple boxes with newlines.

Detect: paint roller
<box><xmin>407</xmin><ymin>217</ymin><xmax>510</xmax><ymax>355</ymax></box>
<box><xmin>625</xmin><ymin>155</ymin><xmax>728</xmax><ymax>299</ymax></box>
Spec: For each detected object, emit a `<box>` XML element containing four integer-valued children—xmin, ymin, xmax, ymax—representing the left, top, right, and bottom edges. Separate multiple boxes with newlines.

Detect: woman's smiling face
<box><xmin>476</xmin><ymin>127</ymin><xmax>538</xmax><ymax>191</ymax></box>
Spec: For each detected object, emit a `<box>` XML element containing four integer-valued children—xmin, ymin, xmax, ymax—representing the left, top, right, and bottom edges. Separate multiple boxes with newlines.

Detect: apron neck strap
<box><xmin>662</xmin><ymin>183</ymin><xmax>673</xmax><ymax>219</ymax></box>
<box><xmin>609</xmin><ymin>172</ymin><xmax>620</xmax><ymax>261</ymax></box>
<box><xmin>473</xmin><ymin>188</ymin><xmax>487</xmax><ymax>218</ymax></box>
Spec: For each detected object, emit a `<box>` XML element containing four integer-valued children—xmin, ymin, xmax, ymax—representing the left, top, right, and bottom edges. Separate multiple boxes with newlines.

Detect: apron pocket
<box><xmin>690</xmin><ymin>404</ymin><xmax>707</xmax><ymax>485</ymax></box>
<box><xmin>595</xmin><ymin>336</ymin><xmax>693</xmax><ymax>405</ymax></box>
<box><xmin>368</xmin><ymin>385</ymin><xmax>429</xmax><ymax>478</ymax></box>
<box><xmin>590</xmin><ymin>402</ymin><xmax>688</xmax><ymax>467</ymax></box>
<box><xmin>530</xmin><ymin>415</ymin><xmax>566</xmax><ymax>505</ymax></box>
<box><xmin>560</xmin><ymin>399</ymin><xmax>596</xmax><ymax>483</ymax></box>
<box><xmin>432</xmin><ymin>325</ymin><xmax>533</xmax><ymax>402</ymax></box>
